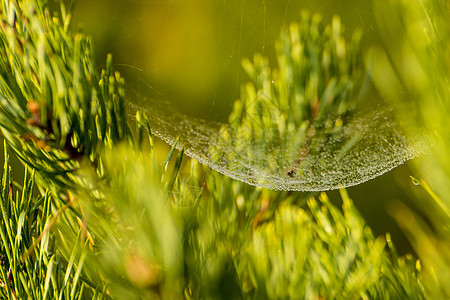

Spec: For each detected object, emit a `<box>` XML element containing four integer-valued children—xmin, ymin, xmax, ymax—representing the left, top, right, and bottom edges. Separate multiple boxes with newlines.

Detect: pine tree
<box><xmin>0</xmin><ymin>0</ymin><xmax>448</xmax><ymax>299</ymax></box>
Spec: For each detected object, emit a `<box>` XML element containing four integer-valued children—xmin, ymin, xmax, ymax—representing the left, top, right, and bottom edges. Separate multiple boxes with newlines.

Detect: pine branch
<box><xmin>0</xmin><ymin>141</ymin><xmax>106</xmax><ymax>299</ymax></box>
<box><xmin>0</xmin><ymin>0</ymin><xmax>131</xmax><ymax>190</ymax></box>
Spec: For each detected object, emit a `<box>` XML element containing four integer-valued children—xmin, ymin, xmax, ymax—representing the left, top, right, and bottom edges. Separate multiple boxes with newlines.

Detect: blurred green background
<box><xmin>71</xmin><ymin>0</ymin><xmax>381</xmax><ymax>119</ymax></box>
<box><xmin>3</xmin><ymin>0</ymin><xmax>428</xmax><ymax>254</ymax></box>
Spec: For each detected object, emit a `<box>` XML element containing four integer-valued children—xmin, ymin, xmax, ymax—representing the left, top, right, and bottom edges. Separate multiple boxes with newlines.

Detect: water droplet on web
<box><xmin>410</xmin><ymin>177</ymin><xmax>421</xmax><ymax>186</ymax></box>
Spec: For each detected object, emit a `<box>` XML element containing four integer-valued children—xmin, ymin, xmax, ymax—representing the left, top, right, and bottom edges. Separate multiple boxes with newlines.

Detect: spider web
<box><xmin>126</xmin><ymin>95</ymin><xmax>426</xmax><ymax>191</ymax></box>
<box><xmin>73</xmin><ymin>0</ymin><xmax>427</xmax><ymax>191</ymax></box>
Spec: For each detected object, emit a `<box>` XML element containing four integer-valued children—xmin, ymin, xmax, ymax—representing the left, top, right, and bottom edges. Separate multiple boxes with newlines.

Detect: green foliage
<box><xmin>70</xmin><ymin>145</ymin><xmax>184</xmax><ymax>299</ymax></box>
<box><xmin>0</xmin><ymin>143</ymin><xmax>97</xmax><ymax>299</ymax></box>
<box><xmin>236</xmin><ymin>191</ymin><xmax>424</xmax><ymax>299</ymax></box>
<box><xmin>0</xmin><ymin>0</ymin><xmax>447</xmax><ymax>299</ymax></box>
<box><xmin>243</xmin><ymin>12</ymin><xmax>363</xmax><ymax>122</ymax></box>
<box><xmin>371</xmin><ymin>0</ymin><xmax>450</xmax><ymax>298</ymax></box>
<box><xmin>372</xmin><ymin>0</ymin><xmax>450</xmax><ymax>194</ymax></box>
<box><xmin>0</xmin><ymin>0</ymin><xmax>131</xmax><ymax>189</ymax></box>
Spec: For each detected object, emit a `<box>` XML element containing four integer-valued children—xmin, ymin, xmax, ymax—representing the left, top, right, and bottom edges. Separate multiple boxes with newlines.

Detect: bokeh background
<box><xmin>3</xmin><ymin>0</ymin><xmax>431</xmax><ymax>255</ymax></box>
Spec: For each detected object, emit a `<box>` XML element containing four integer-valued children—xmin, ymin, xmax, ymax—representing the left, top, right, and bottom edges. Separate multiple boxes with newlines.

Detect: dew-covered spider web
<box><xmin>73</xmin><ymin>0</ymin><xmax>427</xmax><ymax>191</ymax></box>
<box><xmin>127</xmin><ymin>98</ymin><xmax>425</xmax><ymax>191</ymax></box>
